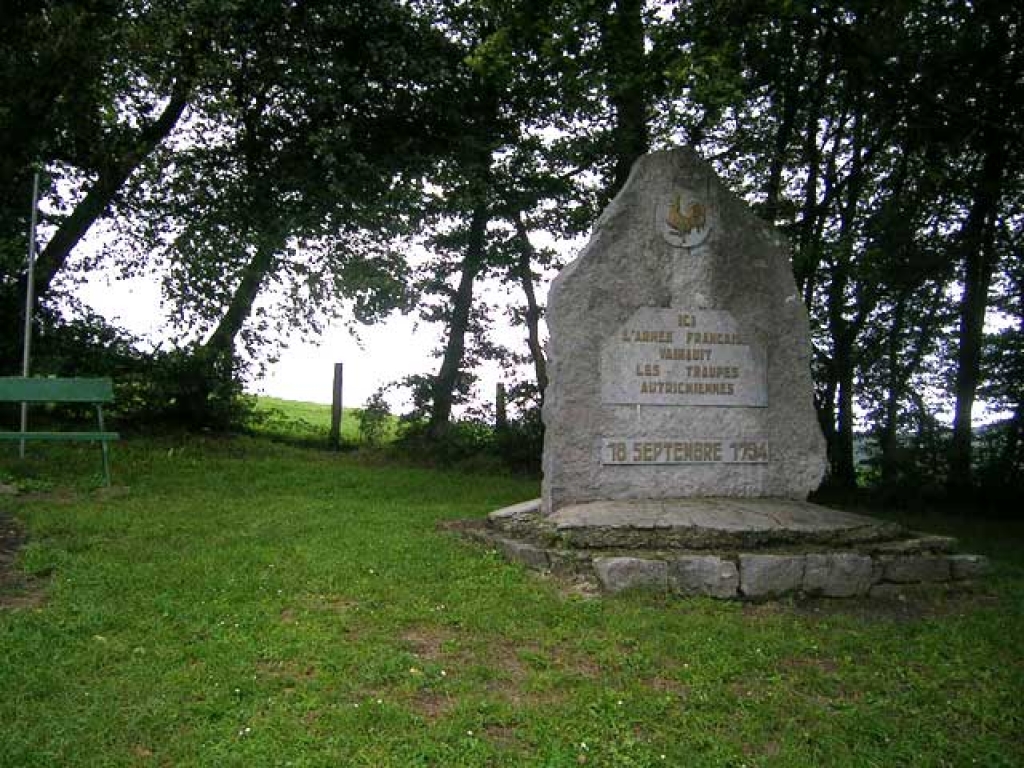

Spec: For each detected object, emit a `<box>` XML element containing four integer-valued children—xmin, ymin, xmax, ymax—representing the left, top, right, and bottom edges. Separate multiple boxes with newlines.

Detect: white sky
<box><xmin>69</xmin><ymin>234</ymin><xmax>567</xmax><ymax>414</ymax></box>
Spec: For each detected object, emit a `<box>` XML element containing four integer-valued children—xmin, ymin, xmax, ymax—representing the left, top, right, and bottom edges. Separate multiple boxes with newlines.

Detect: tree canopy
<box><xmin>2</xmin><ymin>0</ymin><xmax>1021</xmax><ymax>501</ymax></box>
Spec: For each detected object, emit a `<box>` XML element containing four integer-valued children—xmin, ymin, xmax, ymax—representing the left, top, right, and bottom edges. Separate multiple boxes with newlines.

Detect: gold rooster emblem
<box><xmin>665</xmin><ymin>195</ymin><xmax>707</xmax><ymax>236</ymax></box>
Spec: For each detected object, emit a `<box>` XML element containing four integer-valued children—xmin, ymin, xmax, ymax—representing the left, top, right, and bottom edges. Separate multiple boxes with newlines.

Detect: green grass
<box><xmin>253</xmin><ymin>396</ymin><xmax>337</xmax><ymax>427</ymax></box>
<box><xmin>248</xmin><ymin>396</ymin><xmax>359</xmax><ymax>446</ymax></box>
<box><xmin>249</xmin><ymin>396</ymin><xmax>397</xmax><ymax>448</ymax></box>
<box><xmin>1</xmin><ymin>433</ymin><xmax>1023</xmax><ymax>767</ymax></box>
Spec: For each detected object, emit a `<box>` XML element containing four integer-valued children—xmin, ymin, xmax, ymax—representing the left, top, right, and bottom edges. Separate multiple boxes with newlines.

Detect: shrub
<box><xmin>2</xmin><ymin>304</ymin><xmax>254</xmax><ymax>433</ymax></box>
<box><xmin>494</xmin><ymin>406</ymin><xmax>544</xmax><ymax>474</ymax></box>
<box><xmin>115</xmin><ymin>347</ymin><xmax>255</xmax><ymax>433</ymax></box>
<box><xmin>358</xmin><ymin>390</ymin><xmax>392</xmax><ymax>446</ymax></box>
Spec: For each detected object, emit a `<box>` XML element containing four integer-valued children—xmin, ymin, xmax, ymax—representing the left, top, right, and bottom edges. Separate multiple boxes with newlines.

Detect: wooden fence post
<box><xmin>329</xmin><ymin>363</ymin><xmax>344</xmax><ymax>449</ymax></box>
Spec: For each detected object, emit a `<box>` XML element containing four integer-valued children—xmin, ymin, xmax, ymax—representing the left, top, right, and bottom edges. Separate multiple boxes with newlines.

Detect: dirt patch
<box><xmin>741</xmin><ymin>601</ymin><xmax>787</xmax><ymax>621</ymax></box>
<box><xmin>549</xmin><ymin>575</ymin><xmax>601</xmax><ymax>601</ymax></box>
<box><xmin>743</xmin><ymin>739</ymin><xmax>781</xmax><ymax>759</ymax></box>
<box><xmin>0</xmin><ymin>511</ymin><xmax>27</xmax><ymax>563</ymax></box>
<box><xmin>778</xmin><ymin>655</ymin><xmax>840</xmax><ymax>674</ymax></box>
<box><xmin>491</xmin><ymin>641</ymin><xmax>538</xmax><ymax>676</ymax></box>
<box><xmin>10</xmin><ymin>489</ymin><xmax>80</xmax><ymax>505</ymax></box>
<box><xmin>644</xmin><ymin>675</ymin><xmax>690</xmax><ymax>698</ymax></box>
<box><xmin>477</xmin><ymin>639</ymin><xmax>538</xmax><ymax>699</ymax></box>
<box><xmin>549</xmin><ymin>645</ymin><xmax>604</xmax><ymax>680</ymax></box>
<box><xmin>729</xmin><ymin>680</ymin><xmax>761</xmax><ymax>700</ymax></box>
<box><xmin>255</xmin><ymin>658</ymin><xmax>318</xmax><ymax>685</ymax></box>
<box><xmin>0</xmin><ymin>511</ymin><xmax>47</xmax><ymax>610</ymax></box>
<box><xmin>302</xmin><ymin>709</ymin><xmax>322</xmax><ymax>727</ymax></box>
<box><xmin>279</xmin><ymin>608</ymin><xmax>298</xmax><ymax>624</ymax></box>
<box><xmin>401</xmin><ymin>624</ymin><xmax>463</xmax><ymax>661</ymax></box>
<box><xmin>483</xmin><ymin>678</ymin><xmax>569</xmax><ymax>709</ymax></box>
<box><xmin>470</xmin><ymin>639</ymin><xmax>576</xmax><ymax>708</ymax></box>
<box><xmin>408</xmin><ymin>689</ymin><xmax>458</xmax><ymax>720</ymax></box>
<box><xmin>436</xmin><ymin>519</ymin><xmax>487</xmax><ymax>534</ymax></box>
<box><xmin>482</xmin><ymin>723</ymin><xmax>527</xmax><ymax>752</ymax></box>
<box><xmin>302</xmin><ymin>593</ymin><xmax>360</xmax><ymax>614</ymax></box>
<box><xmin>394</xmin><ymin>632</ymin><xmax>602</xmax><ymax>711</ymax></box>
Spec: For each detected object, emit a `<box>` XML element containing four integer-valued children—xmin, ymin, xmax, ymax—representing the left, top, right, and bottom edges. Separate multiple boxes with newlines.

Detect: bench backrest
<box><xmin>0</xmin><ymin>377</ymin><xmax>114</xmax><ymax>403</ymax></box>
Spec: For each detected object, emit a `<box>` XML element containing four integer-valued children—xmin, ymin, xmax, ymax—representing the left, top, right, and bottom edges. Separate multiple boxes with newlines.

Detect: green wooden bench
<box><xmin>0</xmin><ymin>377</ymin><xmax>120</xmax><ymax>486</ymax></box>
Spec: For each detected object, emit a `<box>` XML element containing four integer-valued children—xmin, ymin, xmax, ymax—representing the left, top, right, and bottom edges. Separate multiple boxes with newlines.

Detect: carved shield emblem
<box><xmin>659</xmin><ymin>192</ymin><xmax>711</xmax><ymax>248</ymax></box>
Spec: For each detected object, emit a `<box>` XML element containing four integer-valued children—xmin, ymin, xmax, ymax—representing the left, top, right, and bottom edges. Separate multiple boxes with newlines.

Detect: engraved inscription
<box><xmin>601</xmin><ymin>308</ymin><xmax>767</xmax><ymax>406</ymax></box>
<box><xmin>603</xmin><ymin>439</ymin><xmax>770</xmax><ymax>465</ymax></box>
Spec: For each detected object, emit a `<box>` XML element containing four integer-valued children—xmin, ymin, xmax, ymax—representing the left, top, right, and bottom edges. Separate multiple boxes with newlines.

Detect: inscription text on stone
<box><xmin>601</xmin><ymin>308</ymin><xmax>767</xmax><ymax>406</ymax></box>
<box><xmin>603</xmin><ymin>439</ymin><xmax>770</xmax><ymax>465</ymax></box>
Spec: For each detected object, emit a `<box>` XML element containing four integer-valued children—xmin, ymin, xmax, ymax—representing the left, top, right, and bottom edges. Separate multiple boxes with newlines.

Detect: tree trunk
<box><xmin>948</xmin><ymin>137</ymin><xmax>1007</xmax><ymax>496</ymax></box>
<box><xmin>815</xmin><ymin>372</ymin><xmax>838</xmax><ymax>480</ymax></box>
<box><xmin>201</xmin><ymin>235</ymin><xmax>280</xmax><ymax>362</ymax></box>
<box><xmin>831</xmin><ymin>336</ymin><xmax>858</xmax><ymax>490</ymax></box>
<box><xmin>512</xmin><ymin>213</ymin><xmax>548</xmax><ymax>399</ymax></box>
<box><xmin>878</xmin><ymin>291</ymin><xmax>909</xmax><ymax>487</ymax></box>
<box><xmin>879</xmin><ymin>286</ymin><xmax>942</xmax><ymax>487</ymax></box>
<box><xmin>602</xmin><ymin>0</ymin><xmax>649</xmax><ymax>198</ymax></box>
<box><xmin>32</xmin><ymin>83</ymin><xmax>189</xmax><ymax>297</ymax></box>
<box><xmin>878</xmin><ymin>294</ymin><xmax>910</xmax><ymax>489</ymax></box>
<box><xmin>794</xmin><ymin>62</ymin><xmax>829</xmax><ymax>302</ymax></box>
<box><xmin>197</xmin><ymin>74</ymin><xmax>281</xmax><ymax>369</ymax></box>
<box><xmin>822</xmin><ymin>108</ymin><xmax>869</xmax><ymax>492</ymax></box>
<box><xmin>427</xmin><ymin>204</ymin><xmax>489</xmax><ymax>440</ymax></box>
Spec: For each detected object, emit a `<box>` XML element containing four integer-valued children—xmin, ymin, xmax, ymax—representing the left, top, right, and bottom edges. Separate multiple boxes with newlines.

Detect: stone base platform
<box><xmin>454</xmin><ymin>498</ymin><xmax>990</xmax><ymax>599</ymax></box>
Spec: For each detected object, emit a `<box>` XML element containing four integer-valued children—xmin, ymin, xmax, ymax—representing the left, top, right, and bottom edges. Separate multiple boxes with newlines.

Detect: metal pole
<box><xmin>19</xmin><ymin>170</ymin><xmax>40</xmax><ymax>459</ymax></box>
<box><xmin>329</xmin><ymin>362</ymin><xmax>344</xmax><ymax>450</ymax></box>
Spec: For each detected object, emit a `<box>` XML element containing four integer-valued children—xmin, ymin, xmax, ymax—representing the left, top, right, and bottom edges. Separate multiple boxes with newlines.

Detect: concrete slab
<box><xmin>547</xmin><ymin>498</ymin><xmax>904</xmax><ymax>549</ymax></box>
<box><xmin>456</xmin><ymin>501</ymin><xmax>985</xmax><ymax>601</ymax></box>
<box><xmin>488</xmin><ymin>498</ymin><xmax>542</xmax><ymax>523</ymax></box>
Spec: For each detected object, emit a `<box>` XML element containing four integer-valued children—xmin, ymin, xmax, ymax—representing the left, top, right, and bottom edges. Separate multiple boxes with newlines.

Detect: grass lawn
<box><xmin>248</xmin><ymin>397</ymin><xmax>360</xmax><ymax>446</ymax></box>
<box><xmin>249</xmin><ymin>397</ymin><xmax>398</xmax><ymax>449</ymax></box>
<box><xmin>1</xmin><ymin>426</ymin><xmax>1023</xmax><ymax>766</ymax></box>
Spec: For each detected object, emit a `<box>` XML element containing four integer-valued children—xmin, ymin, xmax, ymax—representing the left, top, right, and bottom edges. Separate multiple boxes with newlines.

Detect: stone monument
<box><xmin>542</xmin><ymin>147</ymin><xmax>824</xmax><ymax>510</ymax></box>
<box><xmin>467</xmin><ymin>148</ymin><xmax>989</xmax><ymax>600</ymax></box>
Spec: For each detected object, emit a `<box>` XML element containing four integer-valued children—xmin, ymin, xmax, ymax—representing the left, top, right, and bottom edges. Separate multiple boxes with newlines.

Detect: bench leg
<box><xmin>19</xmin><ymin>402</ymin><xmax>28</xmax><ymax>459</ymax></box>
<box><xmin>100</xmin><ymin>441</ymin><xmax>111</xmax><ymax>487</ymax></box>
<box><xmin>96</xmin><ymin>405</ymin><xmax>111</xmax><ymax>486</ymax></box>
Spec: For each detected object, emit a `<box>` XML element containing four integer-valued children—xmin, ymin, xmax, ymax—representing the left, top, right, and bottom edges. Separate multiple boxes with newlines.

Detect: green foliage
<box><xmin>857</xmin><ymin>432</ymin><xmax>952</xmax><ymax>510</ymax></box>
<box><xmin>114</xmin><ymin>347</ymin><xmax>254</xmax><ymax>433</ymax></box>
<box><xmin>359</xmin><ymin>390</ymin><xmax>394</xmax><ymax>447</ymax></box>
<box><xmin>0</xmin><ymin>305</ymin><xmax>255</xmax><ymax>434</ymax></box>
<box><xmin>3</xmin><ymin>301</ymin><xmax>144</xmax><ymax>381</ymax></box>
<box><xmin>494</xmin><ymin>406</ymin><xmax>545</xmax><ymax>474</ymax></box>
<box><xmin>392</xmin><ymin>409</ymin><xmax>542</xmax><ymax>476</ymax></box>
<box><xmin>114</xmin><ymin>0</ymin><xmax>465</xmax><ymax>366</ymax></box>
<box><xmin>971</xmin><ymin>421</ymin><xmax>1024</xmax><ymax>509</ymax></box>
<box><xmin>0</xmin><ymin>470</ymin><xmax>53</xmax><ymax>496</ymax></box>
<box><xmin>0</xmin><ymin>3</ymin><xmax>120</xmax><ymax>245</ymax></box>
<box><xmin>397</xmin><ymin>417</ymin><xmax>498</xmax><ymax>467</ymax></box>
